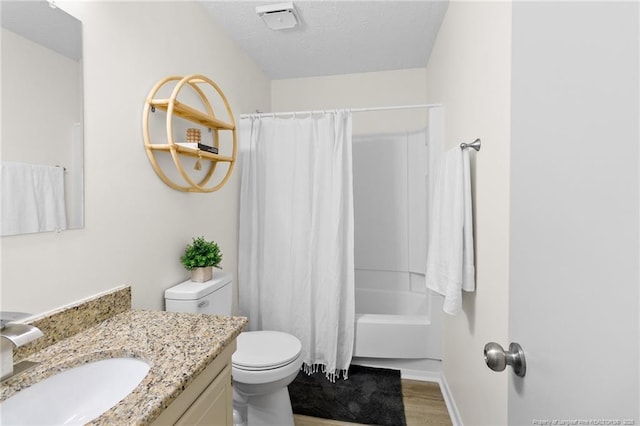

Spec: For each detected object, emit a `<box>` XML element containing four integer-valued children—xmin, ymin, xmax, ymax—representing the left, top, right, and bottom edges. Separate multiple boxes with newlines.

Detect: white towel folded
<box><xmin>1</xmin><ymin>161</ymin><xmax>67</xmax><ymax>236</ymax></box>
<box><xmin>425</xmin><ymin>147</ymin><xmax>475</xmax><ymax>315</ymax></box>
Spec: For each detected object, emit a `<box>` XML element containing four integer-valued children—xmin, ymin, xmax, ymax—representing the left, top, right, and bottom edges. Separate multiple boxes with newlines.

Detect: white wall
<box><xmin>425</xmin><ymin>2</ymin><xmax>512</xmax><ymax>425</ymax></box>
<box><xmin>0</xmin><ymin>1</ymin><xmax>270</xmax><ymax>314</ymax></box>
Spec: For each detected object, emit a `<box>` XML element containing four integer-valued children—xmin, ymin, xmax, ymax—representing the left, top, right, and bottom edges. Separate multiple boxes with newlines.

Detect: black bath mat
<box><xmin>289</xmin><ymin>364</ymin><xmax>407</xmax><ymax>426</ymax></box>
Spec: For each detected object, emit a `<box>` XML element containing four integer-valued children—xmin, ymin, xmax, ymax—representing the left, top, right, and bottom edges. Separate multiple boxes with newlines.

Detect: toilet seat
<box><xmin>232</xmin><ymin>331</ymin><xmax>302</xmax><ymax>371</ymax></box>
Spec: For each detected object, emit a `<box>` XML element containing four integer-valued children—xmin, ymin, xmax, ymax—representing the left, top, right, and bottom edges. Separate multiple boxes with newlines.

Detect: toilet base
<box><xmin>233</xmin><ymin>386</ymin><xmax>295</xmax><ymax>426</ymax></box>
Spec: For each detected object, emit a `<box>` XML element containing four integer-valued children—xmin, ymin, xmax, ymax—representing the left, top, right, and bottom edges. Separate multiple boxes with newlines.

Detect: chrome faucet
<box><xmin>1</xmin><ymin>312</ymin><xmax>44</xmax><ymax>380</ymax></box>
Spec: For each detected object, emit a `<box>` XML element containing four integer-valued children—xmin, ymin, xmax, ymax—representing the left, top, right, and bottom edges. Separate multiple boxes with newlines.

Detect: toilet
<box><xmin>164</xmin><ymin>272</ymin><xmax>303</xmax><ymax>426</ymax></box>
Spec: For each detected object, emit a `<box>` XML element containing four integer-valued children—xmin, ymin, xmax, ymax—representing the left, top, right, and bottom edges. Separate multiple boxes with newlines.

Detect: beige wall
<box><xmin>271</xmin><ymin>68</ymin><xmax>428</xmax><ymax>134</ymax></box>
<box><xmin>0</xmin><ymin>1</ymin><xmax>270</xmax><ymax>315</ymax></box>
<box><xmin>425</xmin><ymin>2</ymin><xmax>512</xmax><ymax>424</ymax></box>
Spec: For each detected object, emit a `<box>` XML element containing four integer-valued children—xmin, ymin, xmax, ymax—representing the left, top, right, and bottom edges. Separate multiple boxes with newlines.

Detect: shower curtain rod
<box><xmin>239</xmin><ymin>103</ymin><xmax>442</xmax><ymax>119</ymax></box>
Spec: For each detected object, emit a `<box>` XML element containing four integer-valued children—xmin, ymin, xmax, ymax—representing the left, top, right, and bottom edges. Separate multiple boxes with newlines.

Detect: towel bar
<box><xmin>460</xmin><ymin>138</ymin><xmax>481</xmax><ymax>151</ymax></box>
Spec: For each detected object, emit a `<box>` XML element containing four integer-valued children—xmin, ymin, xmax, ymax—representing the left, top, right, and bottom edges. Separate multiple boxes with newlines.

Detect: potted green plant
<box><xmin>180</xmin><ymin>236</ymin><xmax>222</xmax><ymax>282</ymax></box>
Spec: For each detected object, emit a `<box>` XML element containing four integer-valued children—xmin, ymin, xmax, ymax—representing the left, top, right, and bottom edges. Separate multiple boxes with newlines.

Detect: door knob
<box><xmin>484</xmin><ymin>342</ymin><xmax>526</xmax><ymax>377</ymax></box>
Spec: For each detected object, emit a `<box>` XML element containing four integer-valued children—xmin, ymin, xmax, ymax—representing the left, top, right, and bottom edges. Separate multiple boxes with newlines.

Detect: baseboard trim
<box><xmin>399</xmin><ymin>368</ymin><xmax>441</xmax><ymax>382</ymax></box>
<box><xmin>351</xmin><ymin>357</ymin><xmax>443</xmax><ymax>382</ymax></box>
<box><xmin>437</xmin><ymin>372</ymin><xmax>463</xmax><ymax>426</ymax></box>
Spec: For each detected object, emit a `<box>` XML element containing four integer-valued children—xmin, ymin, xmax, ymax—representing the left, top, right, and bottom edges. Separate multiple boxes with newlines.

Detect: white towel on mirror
<box><xmin>1</xmin><ymin>161</ymin><xmax>67</xmax><ymax>236</ymax></box>
<box><xmin>425</xmin><ymin>147</ymin><xmax>475</xmax><ymax>315</ymax></box>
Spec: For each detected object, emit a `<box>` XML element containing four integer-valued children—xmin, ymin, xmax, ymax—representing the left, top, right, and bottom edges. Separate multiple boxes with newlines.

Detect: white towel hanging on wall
<box><xmin>425</xmin><ymin>146</ymin><xmax>475</xmax><ymax>315</ymax></box>
<box><xmin>1</xmin><ymin>161</ymin><xmax>67</xmax><ymax>236</ymax></box>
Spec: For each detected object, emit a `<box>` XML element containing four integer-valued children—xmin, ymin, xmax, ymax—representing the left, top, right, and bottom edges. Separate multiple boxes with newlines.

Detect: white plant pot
<box><xmin>191</xmin><ymin>266</ymin><xmax>213</xmax><ymax>283</ymax></box>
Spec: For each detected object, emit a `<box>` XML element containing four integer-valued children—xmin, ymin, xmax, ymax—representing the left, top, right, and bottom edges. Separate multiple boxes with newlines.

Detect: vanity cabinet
<box><xmin>142</xmin><ymin>74</ymin><xmax>237</xmax><ymax>193</ymax></box>
<box><xmin>152</xmin><ymin>341</ymin><xmax>235</xmax><ymax>426</ymax></box>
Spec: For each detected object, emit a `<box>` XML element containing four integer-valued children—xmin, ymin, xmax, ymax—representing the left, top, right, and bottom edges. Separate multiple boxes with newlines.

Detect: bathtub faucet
<box><xmin>0</xmin><ymin>312</ymin><xmax>44</xmax><ymax>380</ymax></box>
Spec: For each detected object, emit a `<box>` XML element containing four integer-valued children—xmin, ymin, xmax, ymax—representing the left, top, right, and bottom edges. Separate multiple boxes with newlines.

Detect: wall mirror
<box><xmin>1</xmin><ymin>0</ymin><xmax>84</xmax><ymax>236</ymax></box>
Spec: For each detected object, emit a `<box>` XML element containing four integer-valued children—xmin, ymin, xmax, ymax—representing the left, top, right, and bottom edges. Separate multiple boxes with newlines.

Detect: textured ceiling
<box><xmin>200</xmin><ymin>1</ymin><xmax>448</xmax><ymax>80</ymax></box>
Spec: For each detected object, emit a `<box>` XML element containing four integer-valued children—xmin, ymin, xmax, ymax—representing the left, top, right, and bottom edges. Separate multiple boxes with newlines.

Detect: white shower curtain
<box><xmin>238</xmin><ymin>111</ymin><xmax>355</xmax><ymax>381</ymax></box>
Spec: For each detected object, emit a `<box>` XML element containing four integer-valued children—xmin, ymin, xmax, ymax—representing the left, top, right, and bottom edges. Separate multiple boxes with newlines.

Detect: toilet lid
<box><xmin>232</xmin><ymin>331</ymin><xmax>302</xmax><ymax>371</ymax></box>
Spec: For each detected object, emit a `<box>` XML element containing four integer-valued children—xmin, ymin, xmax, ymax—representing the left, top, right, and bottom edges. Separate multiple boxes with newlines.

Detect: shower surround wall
<box><xmin>353</xmin><ymin>130</ymin><xmax>427</xmax><ymax>295</ymax></box>
<box><xmin>352</xmin><ymin>129</ymin><xmax>442</xmax><ymax>364</ymax></box>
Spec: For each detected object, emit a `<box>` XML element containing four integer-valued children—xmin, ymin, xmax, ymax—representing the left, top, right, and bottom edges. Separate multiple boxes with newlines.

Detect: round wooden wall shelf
<box><xmin>142</xmin><ymin>74</ymin><xmax>237</xmax><ymax>193</ymax></box>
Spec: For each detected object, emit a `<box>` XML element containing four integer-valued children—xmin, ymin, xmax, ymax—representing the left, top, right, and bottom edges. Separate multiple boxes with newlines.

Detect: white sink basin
<box><xmin>0</xmin><ymin>357</ymin><xmax>150</xmax><ymax>425</ymax></box>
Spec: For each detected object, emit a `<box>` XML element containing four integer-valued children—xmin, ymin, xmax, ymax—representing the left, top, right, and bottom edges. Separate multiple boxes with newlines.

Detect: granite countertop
<box><xmin>0</xmin><ymin>310</ymin><xmax>247</xmax><ymax>425</ymax></box>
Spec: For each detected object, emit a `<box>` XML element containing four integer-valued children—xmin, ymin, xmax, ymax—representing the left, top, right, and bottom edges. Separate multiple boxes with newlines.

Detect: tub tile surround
<box><xmin>1</xmin><ymin>288</ymin><xmax>248</xmax><ymax>425</ymax></box>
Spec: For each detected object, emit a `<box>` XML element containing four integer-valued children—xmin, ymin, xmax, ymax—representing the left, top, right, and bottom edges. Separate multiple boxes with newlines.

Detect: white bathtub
<box><xmin>353</xmin><ymin>287</ymin><xmax>442</xmax><ymax>359</ymax></box>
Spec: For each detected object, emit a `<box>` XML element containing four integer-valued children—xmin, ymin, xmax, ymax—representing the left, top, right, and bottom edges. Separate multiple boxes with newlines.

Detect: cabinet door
<box><xmin>175</xmin><ymin>365</ymin><xmax>232</xmax><ymax>426</ymax></box>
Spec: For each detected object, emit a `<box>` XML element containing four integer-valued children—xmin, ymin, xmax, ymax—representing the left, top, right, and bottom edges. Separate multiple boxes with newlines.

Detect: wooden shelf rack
<box><xmin>142</xmin><ymin>74</ymin><xmax>237</xmax><ymax>193</ymax></box>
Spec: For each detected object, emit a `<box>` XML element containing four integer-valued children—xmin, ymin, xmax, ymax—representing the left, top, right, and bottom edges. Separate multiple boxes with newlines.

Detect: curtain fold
<box><xmin>239</xmin><ymin>111</ymin><xmax>354</xmax><ymax>381</ymax></box>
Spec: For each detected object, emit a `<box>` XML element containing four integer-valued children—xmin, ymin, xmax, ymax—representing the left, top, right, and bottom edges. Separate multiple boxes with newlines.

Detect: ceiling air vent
<box><xmin>256</xmin><ymin>2</ymin><xmax>299</xmax><ymax>30</ymax></box>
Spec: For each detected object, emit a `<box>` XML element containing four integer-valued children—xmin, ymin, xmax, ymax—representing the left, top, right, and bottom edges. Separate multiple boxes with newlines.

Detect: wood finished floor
<box><xmin>293</xmin><ymin>379</ymin><xmax>452</xmax><ymax>426</ymax></box>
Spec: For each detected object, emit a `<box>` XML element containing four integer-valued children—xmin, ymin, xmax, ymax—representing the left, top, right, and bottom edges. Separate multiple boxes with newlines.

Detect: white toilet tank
<box><xmin>164</xmin><ymin>271</ymin><xmax>233</xmax><ymax>316</ymax></box>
